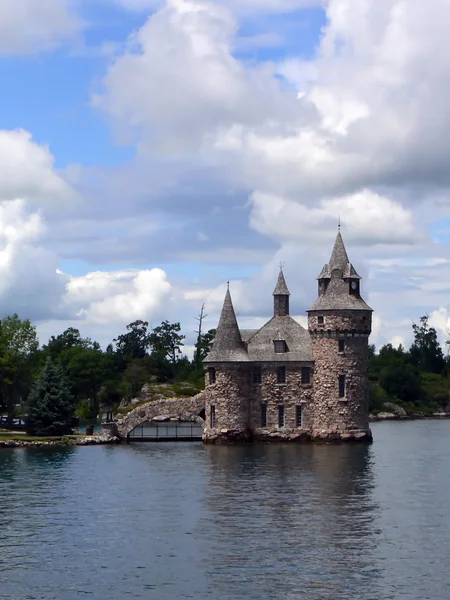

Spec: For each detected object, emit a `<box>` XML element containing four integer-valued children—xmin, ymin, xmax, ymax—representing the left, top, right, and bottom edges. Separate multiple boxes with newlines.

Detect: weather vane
<box><xmin>278</xmin><ymin>261</ymin><xmax>285</xmax><ymax>270</ymax></box>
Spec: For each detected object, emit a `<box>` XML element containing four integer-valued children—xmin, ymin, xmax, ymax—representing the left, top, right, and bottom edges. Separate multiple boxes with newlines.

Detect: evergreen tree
<box><xmin>26</xmin><ymin>359</ymin><xmax>75</xmax><ymax>436</ymax></box>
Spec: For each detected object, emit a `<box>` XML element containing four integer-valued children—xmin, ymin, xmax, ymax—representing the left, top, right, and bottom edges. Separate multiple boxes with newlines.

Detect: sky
<box><xmin>1</xmin><ymin>0</ymin><xmax>450</xmax><ymax>354</ymax></box>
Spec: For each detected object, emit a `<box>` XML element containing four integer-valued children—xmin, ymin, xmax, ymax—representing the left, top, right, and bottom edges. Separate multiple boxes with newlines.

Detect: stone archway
<box><xmin>107</xmin><ymin>392</ymin><xmax>207</xmax><ymax>440</ymax></box>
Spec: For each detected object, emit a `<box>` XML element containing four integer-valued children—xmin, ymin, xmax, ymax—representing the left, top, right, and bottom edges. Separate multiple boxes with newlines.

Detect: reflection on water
<box><xmin>0</xmin><ymin>421</ymin><xmax>450</xmax><ymax>600</ymax></box>
<box><xmin>201</xmin><ymin>445</ymin><xmax>380</xmax><ymax>599</ymax></box>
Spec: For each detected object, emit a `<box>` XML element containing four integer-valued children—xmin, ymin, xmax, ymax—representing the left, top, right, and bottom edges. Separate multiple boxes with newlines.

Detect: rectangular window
<box><xmin>208</xmin><ymin>367</ymin><xmax>216</xmax><ymax>384</ymax></box>
<box><xmin>301</xmin><ymin>366</ymin><xmax>311</xmax><ymax>385</ymax></box>
<box><xmin>339</xmin><ymin>374</ymin><xmax>346</xmax><ymax>398</ymax></box>
<box><xmin>278</xmin><ymin>405</ymin><xmax>285</xmax><ymax>427</ymax></box>
<box><xmin>261</xmin><ymin>403</ymin><xmax>267</xmax><ymax>428</ymax></box>
<box><xmin>210</xmin><ymin>405</ymin><xmax>216</xmax><ymax>428</ymax></box>
<box><xmin>338</xmin><ymin>339</ymin><xmax>345</xmax><ymax>353</ymax></box>
<box><xmin>318</xmin><ymin>316</ymin><xmax>324</xmax><ymax>325</ymax></box>
<box><xmin>252</xmin><ymin>367</ymin><xmax>262</xmax><ymax>384</ymax></box>
<box><xmin>295</xmin><ymin>405</ymin><xmax>302</xmax><ymax>427</ymax></box>
<box><xmin>274</xmin><ymin>340</ymin><xmax>287</xmax><ymax>353</ymax></box>
<box><xmin>276</xmin><ymin>366</ymin><xmax>286</xmax><ymax>384</ymax></box>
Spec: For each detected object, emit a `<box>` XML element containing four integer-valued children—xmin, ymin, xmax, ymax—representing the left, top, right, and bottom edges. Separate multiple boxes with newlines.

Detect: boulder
<box><xmin>383</xmin><ymin>402</ymin><xmax>407</xmax><ymax>417</ymax></box>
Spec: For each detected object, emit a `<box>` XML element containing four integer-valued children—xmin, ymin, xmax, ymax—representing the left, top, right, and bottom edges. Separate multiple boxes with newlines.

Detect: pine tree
<box><xmin>26</xmin><ymin>359</ymin><xmax>75</xmax><ymax>436</ymax></box>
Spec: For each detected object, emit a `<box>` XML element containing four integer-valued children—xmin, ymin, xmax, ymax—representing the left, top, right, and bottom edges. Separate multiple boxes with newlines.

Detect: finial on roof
<box><xmin>227</xmin><ymin>281</ymin><xmax>230</xmax><ymax>291</ymax></box>
<box><xmin>278</xmin><ymin>261</ymin><xmax>285</xmax><ymax>271</ymax></box>
<box><xmin>338</xmin><ymin>215</ymin><xmax>341</xmax><ymax>232</ymax></box>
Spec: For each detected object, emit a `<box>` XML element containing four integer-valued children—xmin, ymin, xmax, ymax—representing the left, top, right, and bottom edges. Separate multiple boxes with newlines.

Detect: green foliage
<box><xmin>26</xmin><ymin>359</ymin><xmax>75</xmax><ymax>436</ymax></box>
<box><xmin>368</xmin><ymin>315</ymin><xmax>450</xmax><ymax>414</ymax></box>
<box><xmin>368</xmin><ymin>381</ymin><xmax>391</xmax><ymax>413</ymax></box>
<box><xmin>410</xmin><ymin>315</ymin><xmax>445</xmax><ymax>374</ymax></box>
<box><xmin>0</xmin><ymin>314</ymin><xmax>39</xmax><ymax>424</ymax></box>
<box><xmin>379</xmin><ymin>363</ymin><xmax>422</xmax><ymax>402</ymax></box>
<box><xmin>149</xmin><ymin>320</ymin><xmax>185</xmax><ymax>380</ymax></box>
<box><xmin>114</xmin><ymin>320</ymin><xmax>151</xmax><ymax>361</ymax></box>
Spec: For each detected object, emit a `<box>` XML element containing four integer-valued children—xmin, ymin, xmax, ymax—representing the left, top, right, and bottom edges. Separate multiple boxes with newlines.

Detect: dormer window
<box><xmin>274</xmin><ymin>340</ymin><xmax>288</xmax><ymax>353</ymax></box>
<box><xmin>349</xmin><ymin>280</ymin><xmax>360</xmax><ymax>295</ymax></box>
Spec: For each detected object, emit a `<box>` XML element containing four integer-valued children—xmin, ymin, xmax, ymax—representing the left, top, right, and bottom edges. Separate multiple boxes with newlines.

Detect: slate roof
<box><xmin>246</xmin><ymin>316</ymin><xmax>313</xmax><ymax>362</ymax></box>
<box><xmin>309</xmin><ymin>278</ymin><xmax>372</xmax><ymax>311</ymax></box>
<box><xmin>317</xmin><ymin>232</ymin><xmax>361</xmax><ymax>280</ymax></box>
<box><xmin>310</xmin><ymin>232</ymin><xmax>372</xmax><ymax>311</ymax></box>
<box><xmin>204</xmin><ymin>289</ymin><xmax>250</xmax><ymax>363</ymax></box>
<box><xmin>240</xmin><ymin>329</ymin><xmax>258</xmax><ymax>343</ymax></box>
<box><xmin>273</xmin><ymin>269</ymin><xmax>290</xmax><ymax>295</ymax></box>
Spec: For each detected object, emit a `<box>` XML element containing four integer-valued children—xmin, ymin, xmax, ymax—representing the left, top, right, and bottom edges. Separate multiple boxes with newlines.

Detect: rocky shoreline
<box><xmin>370</xmin><ymin>412</ymin><xmax>450</xmax><ymax>422</ymax></box>
<box><xmin>0</xmin><ymin>434</ymin><xmax>121</xmax><ymax>449</ymax></box>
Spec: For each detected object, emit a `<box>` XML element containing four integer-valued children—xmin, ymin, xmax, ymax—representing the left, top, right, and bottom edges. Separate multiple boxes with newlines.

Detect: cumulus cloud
<box><xmin>70</xmin><ymin>268</ymin><xmax>172</xmax><ymax>324</ymax></box>
<box><xmin>250</xmin><ymin>189</ymin><xmax>422</xmax><ymax>246</ymax></box>
<box><xmin>94</xmin><ymin>0</ymin><xmax>296</xmax><ymax>152</ymax></box>
<box><xmin>0</xmin><ymin>200</ymin><xmax>66</xmax><ymax>320</ymax></box>
<box><xmin>96</xmin><ymin>0</ymin><xmax>450</xmax><ymax>204</ymax></box>
<box><xmin>0</xmin><ymin>0</ymin><xmax>80</xmax><ymax>54</ymax></box>
<box><xmin>0</xmin><ymin>130</ymin><xmax>77</xmax><ymax>205</ymax></box>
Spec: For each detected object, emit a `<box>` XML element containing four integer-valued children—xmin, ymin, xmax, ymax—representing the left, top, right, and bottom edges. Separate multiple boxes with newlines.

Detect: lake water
<box><xmin>1</xmin><ymin>420</ymin><xmax>450</xmax><ymax>600</ymax></box>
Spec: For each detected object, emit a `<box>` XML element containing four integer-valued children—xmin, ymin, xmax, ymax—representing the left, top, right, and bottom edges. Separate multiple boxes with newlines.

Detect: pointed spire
<box><xmin>273</xmin><ymin>269</ymin><xmax>290</xmax><ymax>296</ymax></box>
<box><xmin>328</xmin><ymin>231</ymin><xmax>350</xmax><ymax>273</ymax></box>
<box><xmin>204</xmin><ymin>287</ymin><xmax>249</xmax><ymax>362</ymax></box>
<box><xmin>309</xmin><ymin>232</ymin><xmax>370</xmax><ymax>311</ymax></box>
<box><xmin>273</xmin><ymin>268</ymin><xmax>290</xmax><ymax>316</ymax></box>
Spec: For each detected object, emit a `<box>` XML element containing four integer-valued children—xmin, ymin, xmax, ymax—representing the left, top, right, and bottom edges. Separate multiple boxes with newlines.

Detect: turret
<box><xmin>307</xmin><ymin>231</ymin><xmax>373</xmax><ymax>442</ymax></box>
<box><xmin>203</xmin><ymin>286</ymin><xmax>251</xmax><ymax>443</ymax></box>
<box><xmin>273</xmin><ymin>268</ymin><xmax>290</xmax><ymax>316</ymax></box>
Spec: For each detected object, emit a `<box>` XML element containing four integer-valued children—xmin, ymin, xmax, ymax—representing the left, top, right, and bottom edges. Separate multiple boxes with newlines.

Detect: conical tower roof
<box><xmin>204</xmin><ymin>288</ymin><xmax>249</xmax><ymax>363</ymax></box>
<box><xmin>273</xmin><ymin>269</ymin><xmax>290</xmax><ymax>295</ymax></box>
<box><xmin>310</xmin><ymin>231</ymin><xmax>371</xmax><ymax>311</ymax></box>
<box><xmin>328</xmin><ymin>232</ymin><xmax>349</xmax><ymax>272</ymax></box>
<box><xmin>316</xmin><ymin>231</ymin><xmax>361</xmax><ymax>279</ymax></box>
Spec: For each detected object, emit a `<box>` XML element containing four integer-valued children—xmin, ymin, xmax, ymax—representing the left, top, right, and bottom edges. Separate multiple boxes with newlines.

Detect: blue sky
<box><xmin>1</xmin><ymin>0</ymin><xmax>450</xmax><ymax>351</ymax></box>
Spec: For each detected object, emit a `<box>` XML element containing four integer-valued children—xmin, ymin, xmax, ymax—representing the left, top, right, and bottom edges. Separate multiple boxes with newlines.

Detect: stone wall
<box><xmin>250</xmin><ymin>363</ymin><xmax>314</xmax><ymax>440</ymax></box>
<box><xmin>111</xmin><ymin>392</ymin><xmax>207</xmax><ymax>439</ymax></box>
<box><xmin>203</xmin><ymin>365</ymin><xmax>252</xmax><ymax>443</ymax></box>
<box><xmin>308</xmin><ymin>311</ymin><xmax>372</xmax><ymax>442</ymax></box>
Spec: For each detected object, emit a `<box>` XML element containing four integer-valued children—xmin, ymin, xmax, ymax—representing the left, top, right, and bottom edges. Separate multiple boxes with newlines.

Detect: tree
<box><xmin>114</xmin><ymin>320</ymin><xmax>152</xmax><ymax>361</ymax></box>
<box><xmin>410</xmin><ymin>315</ymin><xmax>445</xmax><ymax>374</ymax></box>
<box><xmin>379</xmin><ymin>363</ymin><xmax>422</xmax><ymax>403</ymax></box>
<box><xmin>26</xmin><ymin>359</ymin><xmax>75</xmax><ymax>436</ymax></box>
<box><xmin>44</xmin><ymin>327</ymin><xmax>95</xmax><ymax>358</ymax></box>
<box><xmin>149</xmin><ymin>321</ymin><xmax>185</xmax><ymax>380</ymax></box>
<box><xmin>193</xmin><ymin>304</ymin><xmax>207</xmax><ymax>371</ymax></box>
<box><xmin>194</xmin><ymin>328</ymin><xmax>216</xmax><ymax>364</ymax></box>
<box><xmin>0</xmin><ymin>314</ymin><xmax>39</xmax><ymax>425</ymax></box>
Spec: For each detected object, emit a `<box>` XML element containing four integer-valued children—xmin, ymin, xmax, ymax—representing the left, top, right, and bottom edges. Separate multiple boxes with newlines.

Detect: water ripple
<box><xmin>0</xmin><ymin>421</ymin><xmax>450</xmax><ymax>599</ymax></box>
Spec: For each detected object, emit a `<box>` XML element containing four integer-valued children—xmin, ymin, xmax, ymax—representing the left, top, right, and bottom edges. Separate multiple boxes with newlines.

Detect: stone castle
<box><xmin>203</xmin><ymin>231</ymin><xmax>373</xmax><ymax>443</ymax></box>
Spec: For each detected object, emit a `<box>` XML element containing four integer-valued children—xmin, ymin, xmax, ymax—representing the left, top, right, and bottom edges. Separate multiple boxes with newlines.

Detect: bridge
<box><xmin>102</xmin><ymin>392</ymin><xmax>207</xmax><ymax>441</ymax></box>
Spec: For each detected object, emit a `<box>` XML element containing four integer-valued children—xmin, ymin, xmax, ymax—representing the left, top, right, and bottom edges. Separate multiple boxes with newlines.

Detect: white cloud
<box><xmin>0</xmin><ymin>130</ymin><xmax>77</xmax><ymax>205</ymax></box>
<box><xmin>250</xmin><ymin>189</ymin><xmax>421</xmax><ymax>245</ymax></box>
<box><xmin>70</xmin><ymin>268</ymin><xmax>172</xmax><ymax>324</ymax></box>
<box><xmin>0</xmin><ymin>0</ymin><xmax>80</xmax><ymax>54</ymax></box>
<box><xmin>0</xmin><ymin>199</ymin><xmax>65</xmax><ymax>319</ymax></box>
<box><xmin>94</xmin><ymin>0</ymin><xmax>295</xmax><ymax>152</ymax></box>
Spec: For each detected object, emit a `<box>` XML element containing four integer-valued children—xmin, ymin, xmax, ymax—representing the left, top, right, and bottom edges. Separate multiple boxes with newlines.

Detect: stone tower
<box><xmin>307</xmin><ymin>232</ymin><xmax>373</xmax><ymax>442</ymax></box>
<box><xmin>203</xmin><ymin>287</ymin><xmax>251</xmax><ymax>443</ymax></box>
<box><xmin>273</xmin><ymin>268</ymin><xmax>290</xmax><ymax>316</ymax></box>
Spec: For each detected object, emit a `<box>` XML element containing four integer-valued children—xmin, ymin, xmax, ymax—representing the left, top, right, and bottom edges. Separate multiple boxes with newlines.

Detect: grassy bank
<box><xmin>0</xmin><ymin>432</ymin><xmax>84</xmax><ymax>443</ymax></box>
